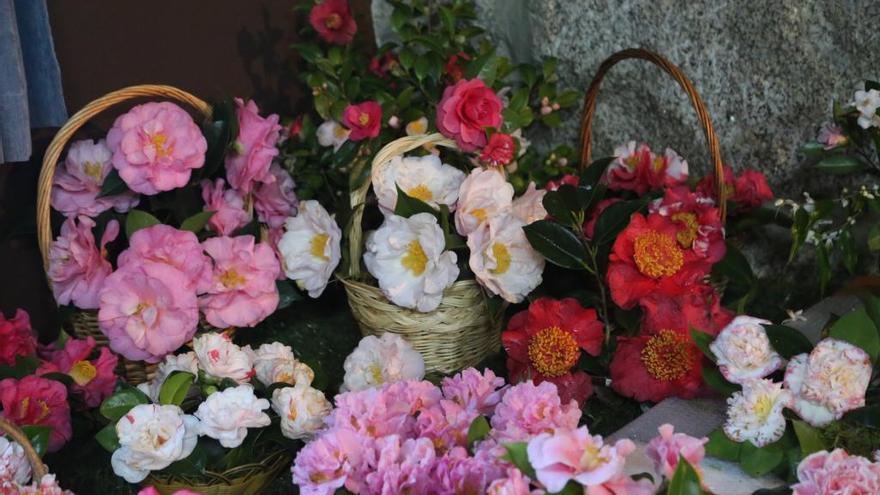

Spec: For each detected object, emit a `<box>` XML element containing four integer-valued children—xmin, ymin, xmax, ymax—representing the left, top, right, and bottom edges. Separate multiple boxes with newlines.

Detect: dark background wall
<box><xmin>0</xmin><ymin>0</ymin><xmax>374</xmax><ymax>336</ymax></box>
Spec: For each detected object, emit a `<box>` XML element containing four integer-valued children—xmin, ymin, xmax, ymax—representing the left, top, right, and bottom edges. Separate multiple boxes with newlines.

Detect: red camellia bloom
<box><xmin>443</xmin><ymin>51</ymin><xmax>472</xmax><ymax>82</ymax></box>
<box><xmin>502</xmin><ymin>297</ymin><xmax>604</xmax><ymax>405</ymax></box>
<box><xmin>545</xmin><ymin>174</ymin><xmax>579</xmax><ymax>191</ymax></box>
<box><xmin>37</xmin><ymin>336</ymin><xmax>119</xmax><ymax>408</ymax></box>
<box><xmin>609</xmin><ymin>330</ymin><xmax>704</xmax><ymax>402</ymax></box>
<box><xmin>0</xmin><ymin>375</ymin><xmax>72</xmax><ymax>452</ymax></box>
<box><xmin>288</xmin><ymin>116</ymin><xmax>303</xmax><ymax>139</ymax></box>
<box><xmin>342</xmin><ymin>101</ymin><xmax>382</xmax><ymax>141</ymax></box>
<box><xmin>607</xmin><ymin>212</ymin><xmax>712</xmax><ymax>309</ymax></box>
<box><xmin>369</xmin><ymin>52</ymin><xmax>398</xmax><ymax>79</ymax></box>
<box><xmin>650</xmin><ymin>186</ymin><xmax>725</xmax><ymax>263</ymax></box>
<box><xmin>479</xmin><ymin>133</ymin><xmax>515</xmax><ymax>166</ymax></box>
<box><xmin>436</xmin><ymin>78</ymin><xmax>503</xmax><ymax>152</ymax></box>
<box><xmin>0</xmin><ymin>309</ymin><xmax>36</xmax><ymax>366</ymax></box>
<box><xmin>640</xmin><ymin>284</ymin><xmax>734</xmax><ymax>337</ymax></box>
<box><xmin>697</xmin><ymin>165</ymin><xmax>773</xmax><ymax>211</ymax></box>
<box><xmin>309</xmin><ymin>0</ymin><xmax>357</xmax><ymax>45</ymax></box>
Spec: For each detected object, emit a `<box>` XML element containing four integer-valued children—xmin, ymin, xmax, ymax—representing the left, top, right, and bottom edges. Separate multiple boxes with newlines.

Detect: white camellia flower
<box><xmin>272</xmin><ymin>383</ymin><xmax>332</xmax><ymax>440</ymax></box>
<box><xmin>405</xmin><ymin>117</ymin><xmax>429</xmax><ymax>136</ymax></box>
<box><xmin>784</xmin><ymin>338</ymin><xmax>872</xmax><ymax>427</ymax></box>
<box><xmin>254</xmin><ymin>342</ymin><xmax>314</xmax><ymax>387</ymax></box>
<box><xmin>193</xmin><ymin>333</ymin><xmax>254</xmax><ymax>384</ymax></box>
<box><xmin>855</xmin><ymin>89</ymin><xmax>880</xmax><ymax>129</ymax></box>
<box><xmin>342</xmin><ymin>333</ymin><xmax>425</xmax><ymax>392</ymax></box>
<box><xmin>455</xmin><ymin>168</ymin><xmax>514</xmax><ymax>236</ymax></box>
<box><xmin>195</xmin><ymin>385</ymin><xmax>271</xmax><ymax>448</ymax></box>
<box><xmin>723</xmin><ymin>379</ymin><xmax>791</xmax><ymax>447</ymax></box>
<box><xmin>278</xmin><ymin>200</ymin><xmax>342</xmax><ymax>298</ymax></box>
<box><xmin>0</xmin><ymin>436</ymin><xmax>31</xmax><ymax>484</ymax></box>
<box><xmin>110</xmin><ymin>404</ymin><xmax>200</xmax><ymax>483</ymax></box>
<box><xmin>371</xmin><ymin>154</ymin><xmax>466</xmax><ymax>213</ymax></box>
<box><xmin>511</xmin><ymin>182</ymin><xmax>547</xmax><ymax>224</ymax></box>
<box><xmin>316</xmin><ymin>121</ymin><xmax>350</xmax><ymax>151</ymax></box>
<box><xmin>363</xmin><ymin>213</ymin><xmax>459</xmax><ymax>312</ymax></box>
<box><xmin>137</xmin><ymin>352</ymin><xmax>199</xmax><ymax>401</ymax></box>
<box><xmin>467</xmin><ymin>212</ymin><xmax>544</xmax><ymax>303</ymax></box>
<box><xmin>710</xmin><ymin>316</ymin><xmax>783</xmax><ymax>384</ymax></box>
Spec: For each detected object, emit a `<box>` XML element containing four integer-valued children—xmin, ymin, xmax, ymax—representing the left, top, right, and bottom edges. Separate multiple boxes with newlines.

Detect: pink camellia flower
<box><xmin>199</xmin><ymin>236</ymin><xmax>280</xmax><ymax>328</ymax></box>
<box><xmin>13</xmin><ymin>474</ymin><xmax>76</xmax><ymax>495</ymax></box>
<box><xmin>226</xmin><ymin>98</ymin><xmax>282</xmax><ymax>194</ymax></box>
<box><xmin>486</xmin><ymin>467</ymin><xmax>535</xmax><ymax>495</ymax></box>
<box><xmin>527</xmin><ymin>426</ymin><xmax>636</xmax><ymax>493</ymax></box>
<box><xmin>793</xmin><ymin>449</ymin><xmax>880</xmax><ymax>495</ymax></box>
<box><xmin>480</xmin><ymin>133</ymin><xmax>516</xmax><ymax>166</ymax></box>
<box><xmin>48</xmin><ymin>216</ymin><xmax>119</xmax><ymax>309</ymax></box>
<box><xmin>441</xmin><ymin>367</ymin><xmax>507</xmax><ymax>416</ymax></box>
<box><xmin>415</xmin><ymin>399</ymin><xmax>477</xmax><ymax>452</ymax></box>
<box><xmin>649</xmin><ymin>186</ymin><xmax>725</xmax><ymax>264</ymax></box>
<box><xmin>437</xmin><ymin>79</ymin><xmax>503</xmax><ymax>152</ymax></box>
<box><xmin>201</xmin><ymin>178</ymin><xmax>252</xmax><ymax>236</ymax></box>
<box><xmin>292</xmin><ymin>428</ymin><xmax>365</xmax><ymax>495</ymax></box>
<box><xmin>817</xmin><ymin>122</ymin><xmax>848</xmax><ymax>150</ymax></box>
<box><xmin>0</xmin><ymin>309</ymin><xmax>36</xmax><ymax>366</ymax></box>
<box><xmin>37</xmin><ymin>337</ymin><xmax>118</xmax><ymax>408</ymax></box>
<box><xmin>308</xmin><ymin>0</ymin><xmax>357</xmax><ymax>45</ymax></box>
<box><xmin>254</xmin><ymin>163</ymin><xmax>298</xmax><ymax>229</ymax></box>
<box><xmin>604</xmin><ymin>141</ymin><xmax>654</xmax><ymax>194</ymax></box>
<box><xmin>98</xmin><ymin>262</ymin><xmax>199</xmax><ymax>363</ymax></box>
<box><xmin>363</xmin><ymin>436</ymin><xmax>435</xmax><ymax>494</ymax></box>
<box><xmin>490</xmin><ymin>380</ymin><xmax>580</xmax><ymax>444</ymax></box>
<box><xmin>106</xmin><ymin>102</ymin><xmax>206</xmax><ymax>195</ymax></box>
<box><xmin>342</xmin><ymin>101</ymin><xmax>382</xmax><ymax>141</ymax></box>
<box><xmin>0</xmin><ymin>376</ymin><xmax>72</xmax><ymax>452</ymax></box>
<box><xmin>644</xmin><ymin>423</ymin><xmax>707</xmax><ymax>480</ymax></box>
<box><xmin>432</xmin><ymin>446</ymin><xmax>497</xmax><ymax>495</ymax></box>
<box><xmin>117</xmin><ymin>224</ymin><xmax>213</xmax><ymax>293</ymax></box>
<box><xmin>50</xmin><ymin>139</ymin><xmax>139</xmax><ymax>218</ymax></box>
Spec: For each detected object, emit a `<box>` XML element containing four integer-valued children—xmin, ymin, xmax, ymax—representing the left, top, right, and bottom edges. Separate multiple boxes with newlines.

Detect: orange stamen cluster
<box><xmin>633</xmin><ymin>230</ymin><xmax>684</xmax><ymax>279</ymax></box>
<box><xmin>528</xmin><ymin>326</ymin><xmax>580</xmax><ymax>377</ymax></box>
<box><xmin>640</xmin><ymin>330</ymin><xmax>693</xmax><ymax>381</ymax></box>
<box><xmin>671</xmin><ymin>212</ymin><xmax>700</xmax><ymax>248</ymax></box>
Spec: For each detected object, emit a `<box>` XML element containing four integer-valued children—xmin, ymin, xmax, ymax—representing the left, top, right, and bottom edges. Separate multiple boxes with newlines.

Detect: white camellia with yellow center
<box><xmin>278</xmin><ymin>200</ymin><xmax>342</xmax><ymax>298</ymax></box>
<box><xmin>272</xmin><ymin>383</ymin><xmax>332</xmax><ymax>440</ymax></box>
<box><xmin>372</xmin><ymin>154</ymin><xmax>466</xmax><ymax>213</ymax></box>
<box><xmin>341</xmin><ymin>333</ymin><xmax>425</xmax><ymax>392</ymax></box>
<box><xmin>363</xmin><ymin>213</ymin><xmax>459</xmax><ymax>312</ymax></box>
<box><xmin>455</xmin><ymin>167</ymin><xmax>514</xmax><ymax>236</ymax></box>
<box><xmin>723</xmin><ymin>378</ymin><xmax>791</xmax><ymax>447</ymax></box>
<box><xmin>110</xmin><ymin>404</ymin><xmax>200</xmax><ymax>483</ymax></box>
<box><xmin>316</xmin><ymin>121</ymin><xmax>350</xmax><ymax>151</ymax></box>
<box><xmin>710</xmin><ymin>315</ymin><xmax>784</xmax><ymax>384</ymax></box>
<box><xmin>467</xmin><ymin>212</ymin><xmax>544</xmax><ymax>303</ymax></box>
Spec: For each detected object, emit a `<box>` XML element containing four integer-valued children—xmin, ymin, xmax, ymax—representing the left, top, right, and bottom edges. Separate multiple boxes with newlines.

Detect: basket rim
<box><xmin>144</xmin><ymin>449</ymin><xmax>290</xmax><ymax>487</ymax></box>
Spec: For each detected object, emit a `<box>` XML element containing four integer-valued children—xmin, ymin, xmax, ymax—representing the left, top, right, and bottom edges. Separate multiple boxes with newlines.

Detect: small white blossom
<box><xmin>316</xmin><ymin>121</ymin><xmax>350</xmax><ymax>151</ymax></box>
<box><xmin>278</xmin><ymin>200</ymin><xmax>342</xmax><ymax>298</ymax></box>
<box><xmin>782</xmin><ymin>309</ymin><xmax>807</xmax><ymax>325</ymax></box>
<box><xmin>193</xmin><ymin>333</ymin><xmax>255</xmax><ymax>384</ymax></box>
<box><xmin>371</xmin><ymin>154</ymin><xmax>466</xmax><ymax>213</ymax></box>
<box><xmin>272</xmin><ymin>383</ymin><xmax>332</xmax><ymax>440</ymax></box>
<box><xmin>467</xmin><ymin>212</ymin><xmax>544</xmax><ymax>303</ymax></box>
<box><xmin>111</xmin><ymin>404</ymin><xmax>200</xmax><ymax>483</ymax></box>
<box><xmin>723</xmin><ymin>379</ymin><xmax>791</xmax><ymax>447</ymax></box>
<box><xmin>0</xmin><ymin>436</ymin><xmax>31</xmax><ymax>484</ymax></box>
<box><xmin>195</xmin><ymin>385</ymin><xmax>271</xmax><ymax>448</ymax></box>
<box><xmin>342</xmin><ymin>333</ymin><xmax>425</xmax><ymax>392</ymax></box>
<box><xmin>710</xmin><ymin>316</ymin><xmax>784</xmax><ymax>384</ymax></box>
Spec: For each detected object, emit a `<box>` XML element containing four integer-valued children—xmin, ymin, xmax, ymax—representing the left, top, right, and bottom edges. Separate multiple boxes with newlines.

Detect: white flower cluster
<box><xmin>712</xmin><ymin>317</ymin><xmax>873</xmax><ymax>448</ymax></box>
<box><xmin>854</xmin><ymin>88</ymin><xmax>880</xmax><ymax>129</ymax></box>
<box><xmin>115</xmin><ymin>334</ymin><xmax>331</xmax><ymax>483</ymax></box>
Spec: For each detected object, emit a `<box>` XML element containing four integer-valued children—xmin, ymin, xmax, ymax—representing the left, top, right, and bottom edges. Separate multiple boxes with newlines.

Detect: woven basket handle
<box><xmin>347</xmin><ymin>133</ymin><xmax>458</xmax><ymax>279</ymax></box>
<box><xmin>578</xmin><ymin>48</ymin><xmax>727</xmax><ymax>220</ymax></box>
<box><xmin>36</xmin><ymin>84</ymin><xmax>212</xmax><ymax>273</ymax></box>
<box><xmin>0</xmin><ymin>416</ymin><xmax>49</xmax><ymax>481</ymax></box>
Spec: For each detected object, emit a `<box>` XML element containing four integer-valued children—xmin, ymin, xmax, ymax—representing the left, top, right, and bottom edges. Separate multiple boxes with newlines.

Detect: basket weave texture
<box><xmin>35</xmin><ymin>85</ymin><xmax>212</xmax><ymax>385</ymax></box>
<box><xmin>341</xmin><ymin>133</ymin><xmax>504</xmax><ymax>375</ymax></box>
<box><xmin>144</xmin><ymin>450</ymin><xmax>290</xmax><ymax>495</ymax></box>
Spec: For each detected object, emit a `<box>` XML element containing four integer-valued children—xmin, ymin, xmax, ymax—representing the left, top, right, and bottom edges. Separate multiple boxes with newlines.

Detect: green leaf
<box><xmin>581</xmin><ymin>157</ymin><xmax>615</xmax><ymax>187</ymax></box>
<box><xmin>592</xmin><ymin>199</ymin><xmax>646</xmax><ymax>246</ymax></box>
<box><xmin>866</xmin><ymin>80</ymin><xmax>880</xmax><ymax>91</ymax></box>
<box><xmin>829</xmin><ymin>306</ymin><xmax>880</xmax><ymax>362</ymax></box>
<box><xmin>799</xmin><ymin>141</ymin><xmax>826</xmax><ymax>157</ymax></box>
<box><xmin>549</xmin><ymin>481</ymin><xmax>583</xmax><ymax>495</ymax></box>
<box><xmin>792</xmin><ymin>420</ymin><xmax>826</xmax><ymax>457</ymax></box>
<box><xmin>464</xmin><ymin>48</ymin><xmax>496</xmax><ymax>79</ymax></box>
<box><xmin>394</xmin><ymin>185</ymin><xmax>438</xmax><ymax>218</ymax></box>
<box><xmin>158</xmin><ymin>371</ymin><xmax>195</xmax><ymax>407</ymax></box>
<box><xmin>161</xmin><ymin>441</ymin><xmax>208</xmax><ymax>476</ymax></box>
<box><xmin>844</xmin><ymin>405</ymin><xmax>880</xmax><ymax>428</ymax></box>
<box><xmin>788</xmin><ymin>207</ymin><xmax>810</xmax><ymax>262</ymax></box>
<box><xmin>98</xmin><ymin>169</ymin><xmax>128</xmax><ymax>198</ymax></box>
<box><xmin>276</xmin><ymin>279</ymin><xmax>303</xmax><ymax>310</ymax></box>
<box><xmin>179</xmin><ymin>211</ymin><xmax>214</xmax><ymax>233</ymax></box>
<box><xmin>20</xmin><ymin>425</ymin><xmax>51</xmax><ymax>457</ymax></box>
<box><xmin>711</xmin><ymin>242</ymin><xmax>756</xmax><ymax>291</ymax></box>
<box><xmin>40</xmin><ymin>372</ymin><xmax>74</xmax><ymax>387</ymax></box>
<box><xmin>705</xmin><ymin>429</ymin><xmax>741</xmax><ymax>462</ymax></box>
<box><xmin>542</xmin><ymin>57</ymin><xmax>558</xmax><ymax>81</ymax></box>
<box><xmin>701</xmin><ymin>364</ymin><xmax>739</xmax><ymax>396</ymax></box>
<box><xmin>667</xmin><ymin>457</ymin><xmax>710</xmax><ymax>495</ymax></box>
<box><xmin>124</xmin><ymin>209</ymin><xmax>161</xmax><ymax>238</ymax></box>
<box><xmin>466</xmin><ymin>416</ymin><xmax>490</xmax><ymax>450</ymax></box>
<box><xmin>762</xmin><ymin>324</ymin><xmax>813</xmax><ymax>359</ymax></box>
<box><xmin>95</xmin><ymin>423</ymin><xmax>120</xmax><ymax>452</ymax></box>
<box><xmin>398</xmin><ymin>48</ymin><xmax>415</xmax><ymax>70</ymax></box>
<box><xmin>0</xmin><ymin>355</ymin><xmax>40</xmax><ymax>379</ymax></box>
<box><xmin>414</xmin><ymin>56</ymin><xmax>430</xmax><ymax>81</ymax></box>
<box><xmin>739</xmin><ymin>441</ymin><xmax>785</xmax><ymax>477</ymax></box>
<box><xmin>542</xmin><ymin>190</ymin><xmax>575</xmax><ymax>225</ymax></box>
<box><xmin>556</xmin><ymin>184</ymin><xmax>592</xmax><ymax>212</ymax></box>
<box><xmin>868</xmin><ymin>225</ymin><xmax>880</xmax><ymax>252</ymax></box>
<box><xmin>522</xmin><ymin>220</ymin><xmax>589</xmax><ymax>270</ymax></box>
<box><xmin>815</xmin><ymin>155</ymin><xmax>866</xmax><ymax>175</ymax></box>
<box><xmin>100</xmin><ymin>385</ymin><xmax>151</xmax><ymax>421</ymax></box>
<box><xmin>501</xmin><ymin>442</ymin><xmax>536</xmax><ymax>479</ymax></box>
<box><xmin>689</xmin><ymin>327</ymin><xmax>716</xmax><ymax>363</ymax></box>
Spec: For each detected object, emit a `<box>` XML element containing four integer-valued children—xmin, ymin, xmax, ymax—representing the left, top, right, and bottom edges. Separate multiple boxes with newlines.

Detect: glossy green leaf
<box><xmin>464</xmin><ymin>48</ymin><xmax>496</xmax><ymax>79</ymax></box>
<box><xmin>667</xmin><ymin>457</ymin><xmax>710</xmax><ymax>495</ymax></box>
<box><xmin>179</xmin><ymin>211</ymin><xmax>214</xmax><ymax>233</ymax></box>
<box><xmin>276</xmin><ymin>279</ymin><xmax>304</xmax><ymax>310</ymax></box>
<box><xmin>701</xmin><ymin>364</ymin><xmax>739</xmax><ymax>396</ymax></box>
<box><xmin>98</xmin><ymin>169</ymin><xmax>128</xmax><ymax>198</ymax></box>
<box><xmin>580</xmin><ymin>157</ymin><xmax>615</xmax><ymax>187</ymax></box>
<box><xmin>829</xmin><ymin>306</ymin><xmax>880</xmax><ymax>362</ymax></box>
<box><xmin>799</xmin><ymin>141</ymin><xmax>826</xmax><ymax>157</ymax></box>
<box><xmin>868</xmin><ymin>225</ymin><xmax>880</xmax><ymax>252</ymax></box>
<box><xmin>158</xmin><ymin>371</ymin><xmax>195</xmax><ymax>407</ymax></box>
<box><xmin>0</xmin><ymin>355</ymin><xmax>40</xmax><ymax>379</ymax></box>
<box><xmin>592</xmin><ymin>199</ymin><xmax>646</xmax><ymax>246</ymax></box>
<box><xmin>501</xmin><ymin>442</ymin><xmax>536</xmax><ymax>479</ymax></box>
<box><xmin>739</xmin><ymin>441</ymin><xmax>785</xmax><ymax>477</ymax></box>
<box><xmin>542</xmin><ymin>190</ymin><xmax>575</xmax><ymax>225</ymax></box>
<box><xmin>705</xmin><ymin>429</ymin><xmax>741</xmax><ymax>462</ymax></box>
<box><xmin>815</xmin><ymin>155</ymin><xmax>866</xmax><ymax>175</ymax></box>
<box><xmin>711</xmin><ymin>242</ymin><xmax>755</xmax><ymax>291</ymax></box>
<box><xmin>556</xmin><ymin>184</ymin><xmax>592</xmax><ymax>212</ymax></box>
<box><xmin>124</xmin><ymin>210</ymin><xmax>161</xmax><ymax>238</ymax></box>
<box><xmin>792</xmin><ymin>420</ymin><xmax>826</xmax><ymax>457</ymax></box>
<box><xmin>522</xmin><ymin>220</ymin><xmax>589</xmax><ymax>270</ymax></box>
<box><xmin>95</xmin><ymin>423</ymin><xmax>120</xmax><ymax>452</ymax></box>
<box><xmin>20</xmin><ymin>425</ymin><xmax>51</xmax><ymax>457</ymax></box>
<box><xmin>762</xmin><ymin>324</ymin><xmax>813</xmax><ymax>359</ymax></box>
<box><xmin>466</xmin><ymin>416</ymin><xmax>490</xmax><ymax>450</ymax></box>
<box><xmin>689</xmin><ymin>327</ymin><xmax>717</xmax><ymax>363</ymax></box>
<box><xmin>100</xmin><ymin>385</ymin><xmax>151</xmax><ymax>421</ymax></box>
<box><xmin>788</xmin><ymin>207</ymin><xmax>810</xmax><ymax>262</ymax></box>
<box><xmin>41</xmin><ymin>372</ymin><xmax>74</xmax><ymax>387</ymax></box>
<box><xmin>394</xmin><ymin>185</ymin><xmax>438</xmax><ymax>218</ymax></box>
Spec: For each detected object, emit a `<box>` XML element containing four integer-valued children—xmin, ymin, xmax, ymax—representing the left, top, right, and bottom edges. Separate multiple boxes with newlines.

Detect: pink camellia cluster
<box><xmin>47</xmin><ymin>216</ymin><xmax>119</xmax><ymax>310</ymax></box>
<box><xmin>793</xmin><ymin>449</ymin><xmax>880</xmax><ymax>495</ymax></box>
<box><xmin>226</xmin><ymin>98</ymin><xmax>283</xmax><ymax>194</ymax></box>
<box><xmin>0</xmin><ymin>309</ymin><xmax>36</xmax><ymax>367</ymax></box>
<box><xmin>201</xmin><ymin>178</ymin><xmax>252</xmax><ymax>236</ymax></box>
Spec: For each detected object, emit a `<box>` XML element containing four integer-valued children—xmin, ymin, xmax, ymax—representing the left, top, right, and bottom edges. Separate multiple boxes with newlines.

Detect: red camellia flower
<box><xmin>342</xmin><ymin>101</ymin><xmax>382</xmax><ymax>141</ymax></box>
<box><xmin>607</xmin><ymin>212</ymin><xmax>712</xmax><ymax>309</ymax></box>
<box><xmin>0</xmin><ymin>375</ymin><xmax>72</xmax><ymax>452</ymax></box>
<box><xmin>443</xmin><ymin>51</ymin><xmax>472</xmax><ymax>82</ymax></box>
<box><xmin>650</xmin><ymin>186</ymin><xmax>725</xmax><ymax>263</ymax></box>
<box><xmin>609</xmin><ymin>330</ymin><xmax>704</xmax><ymax>402</ymax></box>
<box><xmin>697</xmin><ymin>165</ymin><xmax>773</xmax><ymax>211</ymax></box>
<box><xmin>436</xmin><ymin>78</ymin><xmax>503</xmax><ymax>152</ymax></box>
<box><xmin>604</xmin><ymin>142</ymin><xmax>688</xmax><ymax>195</ymax></box>
<box><xmin>369</xmin><ymin>52</ymin><xmax>398</xmax><ymax>79</ymax></box>
<box><xmin>0</xmin><ymin>309</ymin><xmax>36</xmax><ymax>367</ymax></box>
<box><xmin>37</xmin><ymin>336</ymin><xmax>119</xmax><ymax>408</ymax></box>
<box><xmin>288</xmin><ymin>116</ymin><xmax>303</xmax><ymax>139</ymax></box>
<box><xmin>480</xmin><ymin>133</ymin><xmax>515</xmax><ymax>166</ymax></box>
<box><xmin>309</xmin><ymin>0</ymin><xmax>357</xmax><ymax>45</ymax></box>
<box><xmin>640</xmin><ymin>284</ymin><xmax>734</xmax><ymax>337</ymax></box>
<box><xmin>545</xmin><ymin>174</ymin><xmax>579</xmax><ymax>191</ymax></box>
<box><xmin>502</xmin><ymin>297</ymin><xmax>604</xmax><ymax>405</ymax></box>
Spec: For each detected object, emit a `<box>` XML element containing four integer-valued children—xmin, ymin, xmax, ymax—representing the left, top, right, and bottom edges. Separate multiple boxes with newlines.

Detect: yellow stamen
<box><xmin>470</xmin><ymin>208</ymin><xmax>488</xmax><ymax>223</ymax></box>
<box><xmin>69</xmin><ymin>360</ymin><xmax>97</xmax><ymax>386</ymax></box>
<box><xmin>219</xmin><ymin>269</ymin><xmax>247</xmax><ymax>288</ymax></box>
<box><xmin>83</xmin><ymin>162</ymin><xmax>103</xmax><ymax>181</ymax></box>
<box><xmin>357</xmin><ymin>113</ymin><xmax>370</xmax><ymax>126</ymax></box>
<box><xmin>671</xmin><ymin>212</ymin><xmax>700</xmax><ymax>248</ymax></box>
<box><xmin>368</xmin><ymin>363</ymin><xmax>384</xmax><ymax>384</ymax></box>
<box><xmin>490</xmin><ymin>242</ymin><xmax>511</xmax><ymax>275</ymax></box>
<box><xmin>407</xmin><ymin>184</ymin><xmax>433</xmax><ymax>202</ymax></box>
<box><xmin>633</xmin><ymin>230</ymin><xmax>684</xmax><ymax>278</ymax></box>
<box><xmin>401</xmin><ymin>240</ymin><xmax>428</xmax><ymax>276</ymax></box>
<box><xmin>527</xmin><ymin>326</ymin><xmax>580</xmax><ymax>377</ymax></box>
<box><xmin>309</xmin><ymin>233</ymin><xmax>330</xmax><ymax>261</ymax></box>
<box><xmin>641</xmin><ymin>330</ymin><xmax>693</xmax><ymax>381</ymax></box>
<box><xmin>150</xmin><ymin>133</ymin><xmax>173</xmax><ymax>159</ymax></box>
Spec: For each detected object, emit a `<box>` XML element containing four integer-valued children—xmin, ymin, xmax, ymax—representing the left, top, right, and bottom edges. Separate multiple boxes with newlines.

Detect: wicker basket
<box><xmin>144</xmin><ymin>450</ymin><xmax>290</xmax><ymax>495</ymax></box>
<box><xmin>36</xmin><ymin>85</ymin><xmax>213</xmax><ymax>384</ymax></box>
<box><xmin>341</xmin><ymin>133</ymin><xmax>505</xmax><ymax>375</ymax></box>
<box><xmin>0</xmin><ymin>416</ymin><xmax>49</xmax><ymax>483</ymax></box>
<box><xmin>577</xmin><ymin>48</ymin><xmax>727</xmax><ymax>215</ymax></box>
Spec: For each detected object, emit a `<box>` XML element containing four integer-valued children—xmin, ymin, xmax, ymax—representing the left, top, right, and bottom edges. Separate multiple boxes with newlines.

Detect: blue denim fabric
<box><xmin>0</xmin><ymin>0</ymin><xmax>66</xmax><ymax>163</ymax></box>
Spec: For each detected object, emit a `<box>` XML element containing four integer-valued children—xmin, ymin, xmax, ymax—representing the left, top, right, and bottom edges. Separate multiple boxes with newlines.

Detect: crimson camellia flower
<box><xmin>697</xmin><ymin>165</ymin><xmax>774</xmax><ymax>211</ymax></box>
<box><xmin>606</xmin><ymin>212</ymin><xmax>712</xmax><ymax>309</ymax></box>
<box><xmin>640</xmin><ymin>284</ymin><xmax>734</xmax><ymax>337</ymax></box>
<box><xmin>436</xmin><ymin>78</ymin><xmax>503</xmax><ymax>152</ymax></box>
<box><xmin>609</xmin><ymin>330</ymin><xmax>704</xmax><ymax>403</ymax></box>
<box><xmin>443</xmin><ymin>51</ymin><xmax>472</xmax><ymax>82</ymax></box>
<box><xmin>650</xmin><ymin>186</ymin><xmax>726</xmax><ymax>263</ymax></box>
<box><xmin>0</xmin><ymin>309</ymin><xmax>36</xmax><ymax>367</ymax></box>
<box><xmin>309</xmin><ymin>0</ymin><xmax>357</xmax><ymax>45</ymax></box>
<box><xmin>0</xmin><ymin>375</ymin><xmax>72</xmax><ymax>452</ymax></box>
<box><xmin>342</xmin><ymin>101</ymin><xmax>382</xmax><ymax>141</ymax></box>
<box><xmin>502</xmin><ymin>297</ymin><xmax>604</xmax><ymax>405</ymax></box>
<box><xmin>479</xmin><ymin>133</ymin><xmax>515</xmax><ymax>166</ymax></box>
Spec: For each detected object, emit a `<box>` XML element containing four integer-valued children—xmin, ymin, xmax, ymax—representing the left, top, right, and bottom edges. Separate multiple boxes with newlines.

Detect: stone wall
<box><xmin>373</xmin><ymin>0</ymin><xmax>880</xmax><ymax>196</ymax></box>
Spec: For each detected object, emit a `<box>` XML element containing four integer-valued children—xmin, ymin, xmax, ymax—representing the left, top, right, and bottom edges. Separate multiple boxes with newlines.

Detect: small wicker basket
<box><xmin>0</xmin><ymin>416</ymin><xmax>49</xmax><ymax>483</ymax></box>
<box><xmin>36</xmin><ymin>85</ymin><xmax>213</xmax><ymax>384</ymax></box>
<box><xmin>144</xmin><ymin>450</ymin><xmax>290</xmax><ymax>495</ymax></box>
<box><xmin>341</xmin><ymin>133</ymin><xmax>505</xmax><ymax>375</ymax></box>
